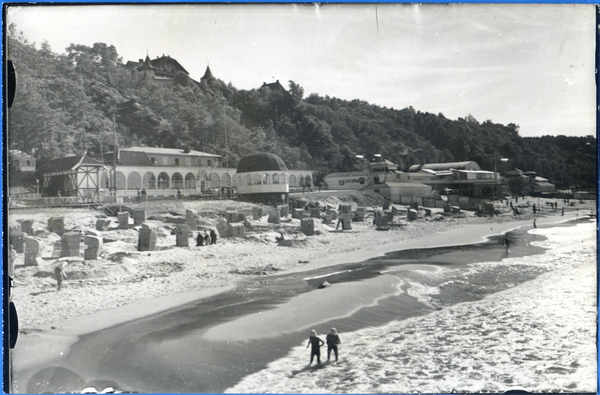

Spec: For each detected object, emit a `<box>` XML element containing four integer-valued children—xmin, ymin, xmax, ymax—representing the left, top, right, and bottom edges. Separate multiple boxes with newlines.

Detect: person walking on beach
<box><xmin>204</xmin><ymin>231</ymin><xmax>212</xmax><ymax>246</ymax></box>
<box><xmin>533</xmin><ymin>219</ymin><xmax>537</xmax><ymax>228</ymax></box>
<box><xmin>210</xmin><ymin>229</ymin><xmax>218</xmax><ymax>245</ymax></box>
<box><xmin>306</xmin><ymin>329</ymin><xmax>325</xmax><ymax>365</ymax></box>
<box><xmin>326</xmin><ymin>328</ymin><xmax>341</xmax><ymax>362</ymax></box>
<box><xmin>54</xmin><ymin>263</ymin><xmax>67</xmax><ymax>291</ymax></box>
<box><xmin>502</xmin><ymin>235</ymin><xmax>510</xmax><ymax>252</ymax></box>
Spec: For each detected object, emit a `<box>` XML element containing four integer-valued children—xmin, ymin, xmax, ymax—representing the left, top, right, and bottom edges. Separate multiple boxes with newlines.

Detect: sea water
<box><xmin>225</xmin><ymin>220</ymin><xmax>597</xmax><ymax>394</ymax></box>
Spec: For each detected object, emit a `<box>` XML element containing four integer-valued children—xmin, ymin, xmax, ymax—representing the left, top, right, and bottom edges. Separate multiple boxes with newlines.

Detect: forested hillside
<box><xmin>7</xmin><ymin>27</ymin><xmax>597</xmax><ymax>190</ymax></box>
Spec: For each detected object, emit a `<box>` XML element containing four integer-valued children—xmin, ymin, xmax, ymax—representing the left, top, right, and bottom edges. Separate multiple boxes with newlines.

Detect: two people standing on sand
<box><xmin>307</xmin><ymin>328</ymin><xmax>341</xmax><ymax>365</ymax></box>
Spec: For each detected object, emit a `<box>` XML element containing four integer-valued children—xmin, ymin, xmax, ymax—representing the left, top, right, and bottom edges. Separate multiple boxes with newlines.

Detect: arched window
<box><xmin>280</xmin><ymin>173</ymin><xmax>287</xmax><ymax>185</ymax></box>
<box><xmin>185</xmin><ymin>173</ymin><xmax>196</xmax><ymax>189</ymax></box>
<box><xmin>253</xmin><ymin>174</ymin><xmax>262</xmax><ymax>185</ymax></box>
<box><xmin>289</xmin><ymin>174</ymin><xmax>297</xmax><ymax>187</ymax></box>
<box><xmin>263</xmin><ymin>173</ymin><xmax>269</xmax><ymax>185</ymax></box>
<box><xmin>127</xmin><ymin>172</ymin><xmax>142</xmax><ymax>190</ymax></box>
<box><xmin>172</xmin><ymin>173</ymin><xmax>184</xmax><ymax>189</ymax></box>
<box><xmin>143</xmin><ymin>172</ymin><xmax>156</xmax><ymax>189</ymax></box>
<box><xmin>245</xmin><ymin>175</ymin><xmax>252</xmax><ymax>186</ymax></box>
<box><xmin>304</xmin><ymin>175</ymin><xmax>312</xmax><ymax>186</ymax></box>
<box><xmin>158</xmin><ymin>172</ymin><xmax>170</xmax><ymax>189</ymax></box>
<box><xmin>273</xmin><ymin>173</ymin><xmax>280</xmax><ymax>184</ymax></box>
<box><xmin>210</xmin><ymin>173</ymin><xmax>220</xmax><ymax>188</ymax></box>
<box><xmin>298</xmin><ymin>175</ymin><xmax>304</xmax><ymax>188</ymax></box>
<box><xmin>115</xmin><ymin>172</ymin><xmax>126</xmax><ymax>190</ymax></box>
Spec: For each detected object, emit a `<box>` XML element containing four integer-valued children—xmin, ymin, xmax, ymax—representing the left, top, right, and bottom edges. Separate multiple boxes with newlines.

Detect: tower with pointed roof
<box><xmin>201</xmin><ymin>65</ymin><xmax>216</xmax><ymax>81</ymax></box>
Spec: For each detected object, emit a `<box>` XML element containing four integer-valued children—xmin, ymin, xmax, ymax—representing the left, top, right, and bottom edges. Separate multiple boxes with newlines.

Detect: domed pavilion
<box><xmin>234</xmin><ymin>153</ymin><xmax>290</xmax><ymax>206</ymax></box>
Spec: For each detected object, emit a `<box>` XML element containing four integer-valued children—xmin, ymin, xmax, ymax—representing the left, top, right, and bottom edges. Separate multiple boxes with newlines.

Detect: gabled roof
<box><xmin>126</xmin><ymin>55</ymin><xmax>189</xmax><ymax>75</ymax></box>
<box><xmin>151</xmin><ymin>55</ymin><xmax>189</xmax><ymax>75</ymax></box>
<box><xmin>260</xmin><ymin>80</ymin><xmax>287</xmax><ymax>93</ymax></box>
<box><xmin>42</xmin><ymin>153</ymin><xmax>104</xmax><ymax>173</ymax></box>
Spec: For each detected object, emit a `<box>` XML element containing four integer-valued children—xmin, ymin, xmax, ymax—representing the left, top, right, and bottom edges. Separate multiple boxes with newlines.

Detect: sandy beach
<box><xmin>8</xmin><ymin>194</ymin><xmax>596</xmax><ymax>393</ymax></box>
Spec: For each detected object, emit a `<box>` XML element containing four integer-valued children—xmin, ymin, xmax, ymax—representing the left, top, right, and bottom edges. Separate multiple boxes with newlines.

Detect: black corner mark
<box><xmin>7</xmin><ymin>60</ymin><xmax>16</xmax><ymax>108</ymax></box>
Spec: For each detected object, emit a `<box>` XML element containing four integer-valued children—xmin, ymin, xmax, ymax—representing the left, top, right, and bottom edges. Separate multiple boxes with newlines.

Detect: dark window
<box><xmin>175</xmin><ymin>158</ymin><xmax>180</xmax><ymax>166</ymax></box>
<box><xmin>27</xmin><ymin>160</ymin><xmax>31</xmax><ymax>166</ymax></box>
<box><xmin>207</xmin><ymin>160</ymin><xmax>212</xmax><ymax>167</ymax></box>
<box><xmin>359</xmin><ymin>178</ymin><xmax>365</xmax><ymax>184</ymax></box>
<box><xmin>339</xmin><ymin>180</ymin><xmax>345</xmax><ymax>185</ymax></box>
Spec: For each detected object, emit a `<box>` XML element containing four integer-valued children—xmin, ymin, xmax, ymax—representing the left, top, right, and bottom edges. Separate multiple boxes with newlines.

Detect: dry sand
<box><xmin>9</xmin><ymin>195</ymin><xmax>590</xmax><ymax>340</ymax></box>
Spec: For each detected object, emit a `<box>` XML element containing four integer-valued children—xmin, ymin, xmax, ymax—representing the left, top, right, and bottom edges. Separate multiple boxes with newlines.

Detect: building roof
<box><xmin>236</xmin><ymin>153</ymin><xmax>288</xmax><ymax>174</ymax></box>
<box><xmin>201</xmin><ymin>66</ymin><xmax>215</xmax><ymax>81</ymax></box>
<box><xmin>42</xmin><ymin>153</ymin><xmax>104</xmax><ymax>173</ymax></box>
<box><xmin>127</xmin><ymin>55</ymin><xmax>189</xmax><ymax>76</ymax></box>
<box><xmin>9</xmin><ymin>150</ymin><xmax>34</xmax><ymax>158</ymax></box>
<box><xmin>408</xmin><ymin>161</ymin><xmax>481</xmax><ymax>172</ymax></box>
<box><xmin>137</xmin><ymin>55</ymin><xmax>155</xmax><ymax>71</ymax></box>
<box><xmin>104</xmin><ymin>150</ymin><xmax>155</xmax><ymax>167</ymax></box>
<box><xmin>260</xmin><ymin>80</ymin><xmax>287</xmax><ymax>93</ymax></box>
<box><xmin>325</xmin><ymin>171</ymin><xmax>371</xmax><ymax>178</ymax></box>
<box><xmin>370</xmin><ymin>159</ymin><xmax>398</xmax><ymax>170</ymax></box>
<box><xmin>124</xmin><ymin>147</ymin><xmax>221</xmax><ymax>158</ymax></box>
<box><xmin>370</xmin><ymin>182</ymin><xmax>432</xmax><ymax>189</ymax></box>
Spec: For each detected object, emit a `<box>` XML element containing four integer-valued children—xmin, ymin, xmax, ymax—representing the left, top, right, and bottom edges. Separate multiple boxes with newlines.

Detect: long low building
<box><xmin>39</xmin><ymin>147</ymin><xmax>313</xmax><ymax>203</ymax></box>
<box><xmin>365</xmin><ymin>181</ymin><xmax>433</xmax><ymax>205</ymax></box>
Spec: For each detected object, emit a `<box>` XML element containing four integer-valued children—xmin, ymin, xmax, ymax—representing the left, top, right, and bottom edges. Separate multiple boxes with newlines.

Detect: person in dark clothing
<box><xmin>306</xmin><ymin>329</ymin><xmax>325</xmax><ymax>365</ymax></box>
<box><xmin>502</xmin><ymin>235</ymin><xmax>510</xmax><ymax>252</ymax></box>
<box><xmin>196</xmin><ymin>232</ymin><xmax>204</xmax><ymax>246</ymax></box>
<box><xmin>326</xmin><ymin>328</ymin><xmax>341</xmax><ymax>362</ymax></box>
<box><xmin>54</xmin><ymin>264</ymin><xmax>67</xmax><ymax>291</ymax></box>
<box><xmin>275</xmin><ymin>232</ymin><xmax>285</xmax><ymax>243</ymax></box>
<box><xmin>204</xmin><ymin>232</ymin><xmax>211</xmax><ymax>245</ymax></box>
<box><xmin>210</xmin><ymin>229</ymin><xmax>217</xmax><ymax>245</ymax></box>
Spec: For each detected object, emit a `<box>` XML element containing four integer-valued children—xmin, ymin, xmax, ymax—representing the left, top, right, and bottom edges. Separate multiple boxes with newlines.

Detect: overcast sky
<box><xmin>6</xmin><ymin>3</ymin><xmax>597</xmax><ymax>138</ymax></box>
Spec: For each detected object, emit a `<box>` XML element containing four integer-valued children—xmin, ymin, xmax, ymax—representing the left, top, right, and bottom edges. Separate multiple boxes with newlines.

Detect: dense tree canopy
<box><xmin>7</xmin><ymin>27</ymin><xmax>597</xmax><ymax>190</ymax></box>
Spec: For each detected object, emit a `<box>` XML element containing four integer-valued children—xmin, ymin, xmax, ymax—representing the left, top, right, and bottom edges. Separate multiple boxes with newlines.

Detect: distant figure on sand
<box><xmin>204</xmin><ymin>231</ymin><xmax>212</xmax><ymax>246</ymax></box>
<box><xmin>9</xmin><ymin>244</ymin><xmax>17</xmax><ymax>277</ymax></box>
<box><xmin>210</xmin><ymin>229</ymin><xmax>218</xmax><ymax>245</ymax></box>
<box><xmin>306</xmin><ymin>329</ymin><xmax>325</xmax><ymax>365</ymax></box>
<box><xmin>196</xmin><ymin>232</ymin><xmax>204</xmax><ymax>246</ymax></box>
<box><xmin>502</xmin><ymin>235</ymin><xmax>510</xmax><ymax>252</ymax></box>
<box><xmin>533</xmin><ymin>219</ymin><xmax>537</xmax><ymax>228</ymax></box>
<box><xmin>54</xmin><ymin>263</ymin><xmax>67</xmax><ymax>291</ymax></box>
<box><xmin>275</xmin><ymin>232</ymin><xmax>285</xmax><ymax>243</ymax></box>
<box><xmin>326</xmin><ymin>328</ymin><xmax>341</xmax><ymax>362</ymax></box>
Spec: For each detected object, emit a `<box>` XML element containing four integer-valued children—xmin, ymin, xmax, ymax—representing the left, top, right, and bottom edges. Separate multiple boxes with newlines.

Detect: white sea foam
<box><xmin>225</xmin><ymin>221</ymin><xmax>597</xmax><ymax>394</ymax></box>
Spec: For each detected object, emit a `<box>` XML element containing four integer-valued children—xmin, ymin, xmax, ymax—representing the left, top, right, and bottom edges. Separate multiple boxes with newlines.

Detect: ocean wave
<box><xmin>225</xmin><ymin>222</ymin><xmax>597</xmax><ymax>394</ymax></box>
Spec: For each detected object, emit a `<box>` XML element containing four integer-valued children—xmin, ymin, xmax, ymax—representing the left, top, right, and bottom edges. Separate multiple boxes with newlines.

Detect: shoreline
<box><xmin>11</xmin><ymin>211</ymin><xmax>588</xmax><ymax>393</ymax></box>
